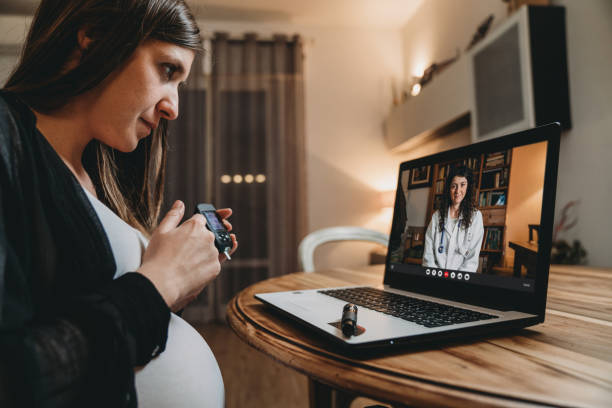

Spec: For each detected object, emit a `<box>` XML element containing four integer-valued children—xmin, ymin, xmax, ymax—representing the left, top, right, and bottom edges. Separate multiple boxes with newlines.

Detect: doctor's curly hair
<box><xmin>438</xmin><ymin>165</ymin><xmax>478</xmax><ymax>232</ymax></box>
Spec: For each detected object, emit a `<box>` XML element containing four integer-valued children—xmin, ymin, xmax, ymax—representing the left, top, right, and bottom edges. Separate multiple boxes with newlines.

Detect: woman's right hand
<box><xmin>136</xmin><ymin>200</ymin><xmax>221</xmax><ymax>312</ymax></box>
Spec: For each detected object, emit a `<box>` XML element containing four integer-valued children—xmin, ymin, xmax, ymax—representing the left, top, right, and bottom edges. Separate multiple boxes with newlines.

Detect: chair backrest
<box><xmin>298</xmin><ymin>226</ymin><xmax>389</xmax><ymax>273</ymax></box>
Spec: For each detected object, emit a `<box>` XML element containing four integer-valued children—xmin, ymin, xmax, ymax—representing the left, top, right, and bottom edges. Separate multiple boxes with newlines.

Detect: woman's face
<box><xmin>84</xmin><ymin>39</ymin><xmax>195</xmax><ymax>152</ymax></box>
<box><xmin>449</xmin><ymin>176</ymin><xmax>468</xmax><ymax>207</ymax></box>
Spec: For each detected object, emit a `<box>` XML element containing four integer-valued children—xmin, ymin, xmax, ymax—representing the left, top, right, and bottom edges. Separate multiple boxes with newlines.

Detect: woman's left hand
<box><xmin>216</xmin><ymin>208</ymin><xmax>238</xmax><ymax>262</ymax></box>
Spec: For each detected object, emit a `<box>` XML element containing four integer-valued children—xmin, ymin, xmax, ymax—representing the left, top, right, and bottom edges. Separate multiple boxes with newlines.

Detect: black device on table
<box><xmin>341</xmin><ymin>304</ymin><xmax>358</xmax><ymax>336</ymax></box>
<box><xmin>195</xmin><ymin>203</ymin><xmax>232</xmax><ymax>260</ymax></box>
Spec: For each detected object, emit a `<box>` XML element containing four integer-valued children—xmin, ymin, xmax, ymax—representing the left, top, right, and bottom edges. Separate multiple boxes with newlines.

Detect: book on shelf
<box><xmin>485</xmin><ymin>150</ymin><xmax>511</xmax><ymax>168</ymax></box>
<box><xmin>501</xmin><ymin>168</ymin><xmax>509</xmax><ymax>186</ymax></box>
<box><xmin>439</xmin><ymin>164</ymin><xmax>450</xmax><ymax>179</ymax></box>
<box><xmin>433</xmin><ymin>196</ymin><xmax>443</xmax><ymax>210</ymax></box>
<box><xmin>478</xmin><ymin>256</ymin><xmax>488</xmax><ymax>273</ymax></box>
<box><xmin>435</xmin><ymin>180</ymin><xmax>444</xmax><ymax>194</ymax></box>
<box><xmin>491</xmin><ymin>192</ymin><xmax>506</xmax><ymax>206</ymax></box>
<box><xmin>483</xmin><ymin>227</ymin><xmax>502</xmax><ymax>250</ymax></box>
<box><xmin>486</xmin><ymin>158</ymin><xmax>505</xmax><ymax>168</ymax></box>
<box><xmin>462</xmin><ymin>157</ymin><xmax>480</xmax><ymax>171</ymax></box>
<box><xmin>479</xmin><ymin>192</ymin><xmax>488</xmax><ymax>207</ymax></box>
<box><xmin>479</xmin><ymin>191</ymin><xmax>506</xmax><ymax>207</ymax></box>
<box><xmin>481</xmin><ymin>168</ymin><xmax>509</xmax><ymax>189</ymax></box>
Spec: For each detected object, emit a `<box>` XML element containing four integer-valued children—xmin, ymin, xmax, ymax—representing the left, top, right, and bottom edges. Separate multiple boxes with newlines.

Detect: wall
<box><xmin>400</xmin><ymin>0</ymin><xmax>612</xmax><ymax>267</ymax></box>
<box><xmin>550</xmin><ymin>0</ymin><xmax>612</xmax><ymax>267</ymax></box>
<box><xmin>0</xmin><ymin>15</ymin><xmax>31</xmax><ymax>84</ymax></box>
<box><xmin>505</xmin><ymin>142</ymin><xmax>547</xmax><ymax>266</ymax></box>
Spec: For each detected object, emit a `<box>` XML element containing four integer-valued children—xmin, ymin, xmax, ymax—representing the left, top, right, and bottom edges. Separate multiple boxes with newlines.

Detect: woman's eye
<box><xmin>162</xmin><ymin>63</ymin><xmax>177</xmax><ymax>80</ymax></box>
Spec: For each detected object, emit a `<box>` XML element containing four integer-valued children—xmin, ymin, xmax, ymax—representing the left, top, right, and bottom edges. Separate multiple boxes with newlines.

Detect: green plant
<box><xmin>551</xmin><ymin>201</ymin><xmax>587</xmax><ymax>265</ymax></box>
<box><xmin>550</xmin><ymin>239</ymin><xmax>587</xmax><ymax>264</ymax></box>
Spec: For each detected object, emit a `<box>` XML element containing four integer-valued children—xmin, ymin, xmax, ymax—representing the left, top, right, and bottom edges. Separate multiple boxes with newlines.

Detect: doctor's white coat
<box><xmin>423</xmin><ymin>208</ymin><xmax>484</xmax><ymax>272</ymax></box>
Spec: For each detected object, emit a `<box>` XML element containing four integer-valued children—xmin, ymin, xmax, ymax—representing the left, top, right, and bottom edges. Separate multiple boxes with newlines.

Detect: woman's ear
<box><xmin>61</xmin><ymin>27</ymin><xmax>93</xmax><ymax>72</ymax></box>
<box><xmin>77</xmin><ymin>28</ymin><xmax>93</xmax><ymax>52</ymax></box>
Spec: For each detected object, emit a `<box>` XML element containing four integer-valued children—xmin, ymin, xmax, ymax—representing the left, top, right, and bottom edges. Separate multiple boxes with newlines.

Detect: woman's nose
<box><xmin>157</xmin><ymin>92</ymin><xmax>179</xmax><ymax>120</ymax></box>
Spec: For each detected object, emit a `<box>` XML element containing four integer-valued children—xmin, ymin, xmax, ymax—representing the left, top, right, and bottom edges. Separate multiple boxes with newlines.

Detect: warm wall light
<box><xmin>364</xmin><ymin>191</ymin><xmax>397</xmax><ymax>234</ymax></box>
<box><xmin>379</xmin><ymin>190</ymin><xmax>396</xmax><ymax>208</ymax></box>
<box><xmin>410</xmin><ymin>83</ymin><xmax>422</xmax><ymax>96</ymax></box>
<box><xmin>221</xmin><ymin>173</ymin><xmax>266</xmax><ymax>184</ymax></box>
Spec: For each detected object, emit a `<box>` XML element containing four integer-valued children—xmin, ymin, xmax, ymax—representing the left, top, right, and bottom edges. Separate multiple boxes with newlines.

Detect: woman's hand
<box><xmin>215</xmin><ymin>208</ymin><xmax>238</xmax><ymax>262</ymax></box>
<box><xmin>136</xmin><ymin>200</ymin><xmax>225</xmax><ymax>312</ymax></box>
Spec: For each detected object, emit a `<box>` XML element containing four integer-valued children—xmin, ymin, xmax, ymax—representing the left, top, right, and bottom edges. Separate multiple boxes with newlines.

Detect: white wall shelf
<box><xmin>384</xmin><ymin>56</ymin><xmax>471</xmax><ymax>152</ymax></box>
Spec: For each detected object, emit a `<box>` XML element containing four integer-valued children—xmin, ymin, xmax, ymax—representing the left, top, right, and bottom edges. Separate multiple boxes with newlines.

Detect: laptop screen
<box><xmin>386</xmin><ymin>125</ymin><xmax>559</xmax><ymax>301</ymax></box>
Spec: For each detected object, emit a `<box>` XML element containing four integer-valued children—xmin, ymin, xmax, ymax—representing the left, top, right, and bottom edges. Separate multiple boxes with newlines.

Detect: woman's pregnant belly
<box><xmin>134</xmin><ymin>314</ymin><xmax>224</xmax><ymax>408</ymax></box>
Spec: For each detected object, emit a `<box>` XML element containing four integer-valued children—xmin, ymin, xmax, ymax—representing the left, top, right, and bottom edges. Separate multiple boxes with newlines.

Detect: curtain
<box><xmin>164</xmin><ymin>33</ymin><xmax>306</xmax><ymax>323</ymax></box>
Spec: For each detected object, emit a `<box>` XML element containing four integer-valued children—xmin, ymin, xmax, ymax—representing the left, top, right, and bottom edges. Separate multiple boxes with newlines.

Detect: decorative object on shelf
<box><xmin>503</xmin><ymin>0</ymin><xmax>550</xmax><ymax>15</ymax></box>
<box><xmin>407</xmin><ymin>165</ymin><xmax>432</xmax><ymax>189</ymax></box>
<box><xmin>410</xmin><ymin>49</ymin><xmax>460</xmax><ymax>97</ymax></box>
<box><xmin>551</xmin><ymin>200</ymin><xmax>587</xmax><ymax>264</ymax></box>
<box><xmin>466</xmin><ymin>14</ymin><xmax>495</xmax><ymax>51</ymax></box>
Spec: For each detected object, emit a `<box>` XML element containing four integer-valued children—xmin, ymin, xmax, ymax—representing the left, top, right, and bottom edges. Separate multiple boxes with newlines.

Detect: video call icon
<box><xmin>457</xmin><ymin>273</ymin><xmax>463</xmax><ymax>280</ymax></box>
<box><xmin>451</xmin><ymin>272</ymin><xmax>456</xmax><ymax>279</ymax></box>
<box><xmin>426</xmin><ymin>269</ymin><xmax>431</xmax><ymax>275</ymax></box>
<box><xmin>438</xmin><ymin>270</ymin><xmax>443</xmax><ymax>277</ymax></box>
<box><xmin>464</xmin><ymin>273</ymin><xmax>470</xmax><ymax>281</ymax></box>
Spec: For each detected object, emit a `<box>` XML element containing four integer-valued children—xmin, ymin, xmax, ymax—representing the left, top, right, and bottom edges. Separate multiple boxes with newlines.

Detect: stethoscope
<box><xmin>438</xmin><ymin>219</ymin><xmax>462</xmax><ymax>254</ymax></box>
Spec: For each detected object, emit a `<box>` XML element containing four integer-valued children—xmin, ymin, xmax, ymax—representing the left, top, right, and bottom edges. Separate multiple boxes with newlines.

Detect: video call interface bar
<box><xmin>389</xmin><ymin>262</ymin><xmax>535</xmax><ymax>292</ymax></box>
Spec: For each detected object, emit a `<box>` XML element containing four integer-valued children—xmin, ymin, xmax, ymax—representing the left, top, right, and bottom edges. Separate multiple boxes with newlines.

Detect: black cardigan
<box><xmin>0</xmin><ymin>91</ymin><xmax>170</xmax><ymax>408</ymax></box>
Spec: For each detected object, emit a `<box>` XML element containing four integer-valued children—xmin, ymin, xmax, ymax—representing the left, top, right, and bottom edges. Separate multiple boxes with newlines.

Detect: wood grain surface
<box><xmin>226</xmin><ymin>265</ymin><xmax>612</xmax><ymax>407</ymax></box>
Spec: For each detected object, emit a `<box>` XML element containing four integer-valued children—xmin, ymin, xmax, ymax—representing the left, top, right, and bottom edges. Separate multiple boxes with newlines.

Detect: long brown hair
<box><xmin>3</xmin><ymin>0</ymin><xmax>202</xmax><ymax>234</ymax></box>
<box><xmin>438</xmin><ymin>165</ymin><xmax>477</xmax><ymax>232</ymax></box>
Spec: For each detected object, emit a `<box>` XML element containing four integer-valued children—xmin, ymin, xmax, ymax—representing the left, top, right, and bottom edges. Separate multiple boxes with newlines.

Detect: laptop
<box><xmin>256</xmin><ymin>123</ymin><xmax>560</xmax><ymax>348</ymax></box>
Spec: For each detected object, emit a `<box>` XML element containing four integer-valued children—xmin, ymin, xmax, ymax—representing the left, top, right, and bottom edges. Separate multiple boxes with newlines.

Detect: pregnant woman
<box><xmin>0</xmin><ymin>1</ymin><xmax>235</xmax><ymax>406</ymax></box>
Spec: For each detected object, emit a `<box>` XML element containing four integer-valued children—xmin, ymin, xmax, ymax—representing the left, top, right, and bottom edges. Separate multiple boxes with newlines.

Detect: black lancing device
<box><xmin>341</xmin><ymin>303</ymin><xmax>358</xmax><ymax>337</ymax></box>
<box><xmin>195</xmin><ymin>203</ymin><xmax>232</xmax><ymax>260</ymax></box>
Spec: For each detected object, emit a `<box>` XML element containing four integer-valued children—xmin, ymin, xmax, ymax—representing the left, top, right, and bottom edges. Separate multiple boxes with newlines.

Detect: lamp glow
<box><xmin>411</xmin><ymin>83</ymin><xmax>422</xmax><ymax>96</ymax></box>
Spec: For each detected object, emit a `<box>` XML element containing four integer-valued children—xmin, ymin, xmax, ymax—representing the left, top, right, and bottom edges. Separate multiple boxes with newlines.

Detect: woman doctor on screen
<box><xmin>423</xmin><ymin>166</ymin><xmax>484</xmax><ymax>273</ymax></box>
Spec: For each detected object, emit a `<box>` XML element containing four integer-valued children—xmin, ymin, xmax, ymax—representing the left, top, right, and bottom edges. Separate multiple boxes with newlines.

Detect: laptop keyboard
<box><xmin>318</xmin><ymin>287</ymin><xmax>498</xmax><ymax>328</ymax></box>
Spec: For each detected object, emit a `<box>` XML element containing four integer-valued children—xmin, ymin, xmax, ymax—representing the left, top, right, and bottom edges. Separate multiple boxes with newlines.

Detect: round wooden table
<box><xmin>226</xmin><ymin>265</ymin><xmax>612</xmax><ymax>407</ymax></box>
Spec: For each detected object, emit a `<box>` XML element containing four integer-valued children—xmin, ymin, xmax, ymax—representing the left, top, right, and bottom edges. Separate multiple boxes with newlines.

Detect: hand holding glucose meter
<box><xmin>195</xmin><ymin>203</ymin><xmax>233</xmax><ymax>260</ymax></box>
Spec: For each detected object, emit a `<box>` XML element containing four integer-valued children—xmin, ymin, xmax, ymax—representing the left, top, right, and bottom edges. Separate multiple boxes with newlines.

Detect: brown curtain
<box><xmin>164</xmin><ymin>33</ymin><xmax>306</xmax><ymax>323</ymax></box>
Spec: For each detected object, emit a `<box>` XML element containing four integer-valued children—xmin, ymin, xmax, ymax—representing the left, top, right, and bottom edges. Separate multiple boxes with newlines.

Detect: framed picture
<box><xmin>408</xmin><ymin>165</ymin><xmax>432</xmax><ymax>189</ymax></box>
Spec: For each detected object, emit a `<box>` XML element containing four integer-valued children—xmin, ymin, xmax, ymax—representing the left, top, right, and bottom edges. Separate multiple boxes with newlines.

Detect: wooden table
<box><xmin>226</xmin><ymin>265</ymin><xmax>612</xmax><ymax>407</ymax></box>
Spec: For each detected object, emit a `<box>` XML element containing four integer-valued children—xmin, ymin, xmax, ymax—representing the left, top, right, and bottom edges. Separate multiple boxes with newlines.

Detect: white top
<box><xmin>82</xmin><ymin>188</ymin><xmax>148</xmax><ymax>279</ymax></box>
<box><xmin>422</xmin><ymin>208</ymin><xmax>485</xmax><ymax>272</ymax></box>
<box><xmin>83</xmin><ymin>188</ymin><xmax>224</xmax><ymax>407</ymax></box>
<box><xmin>446</xmin><ymin>216</ymin><xmax>459</xmax><ymax>255</ymax></box>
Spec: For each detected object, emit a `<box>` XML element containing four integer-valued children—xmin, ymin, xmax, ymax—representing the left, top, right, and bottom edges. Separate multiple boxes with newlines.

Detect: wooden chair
<box><xmin>298</xmin><ymin>226</ymin><xmax>389</xmax><ymax>273</ymax></box>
